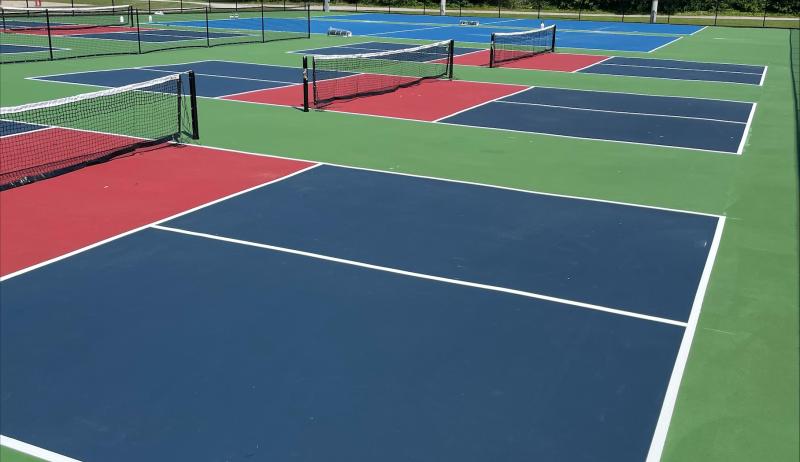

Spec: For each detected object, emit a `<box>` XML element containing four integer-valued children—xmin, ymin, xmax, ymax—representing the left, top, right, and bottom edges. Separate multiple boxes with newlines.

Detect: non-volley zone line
<box><xmin>1</xmin><ymin>146</ymin><xmax>723</xmax><ymax>461</ymax></box>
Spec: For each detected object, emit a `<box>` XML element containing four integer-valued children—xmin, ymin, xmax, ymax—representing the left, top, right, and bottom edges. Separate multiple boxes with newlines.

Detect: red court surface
<box><xmin>1</xmin><ymin>128</ymin><xmax>137</xmax><ymax>186</ymax></box>
<box><xmin>225</xmin><ymin>79</ymin><xmax>527</xmax><ymax>121</ymax></box>
<box><xmin>0</xmin><ymin>145</ymin><xmax>314</xmax><ymax>276</ymax></box>
<box><xmin>453</xmin><ymin>50</ymin><xmax>609</xmax><ymax>72</ymax></box>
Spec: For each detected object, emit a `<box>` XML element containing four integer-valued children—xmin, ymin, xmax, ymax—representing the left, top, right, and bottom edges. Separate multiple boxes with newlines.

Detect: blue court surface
<box><xmin>32</xmin><ymin>60</ymin><xmax>756</xmax><ymax>153</ymax></box>
<box><xmin>161</xmin><ymin>14</ymin><xmax>684</xmax><ymax>52</ymax></box>
<box><xmin>0</xmin><ymin>44</ymin><xmax>63</xmax><ymax>55</ymax></box>
<box><xmin>439</xmin><ymin>87</ymin><xmax>756</xmax><ymax>154</ymax></box>
<box><xmin>1</xmin><ymin>163</ymin><xmax>723</xmax><ymax>462</ymax></box>
<box><xmin>32</xmin><ymin>61</ymin><xmax>304</xmax><ymax>97</ymax></box>
<box><xmin>579</xmin><ymin>56</ymin><xmax>767</xmax><ymax>85</ymax></box>
<box><xmin>318</xmin><ymin>13</ymin><xmax>705</xmax><ymax>35</ymax></box>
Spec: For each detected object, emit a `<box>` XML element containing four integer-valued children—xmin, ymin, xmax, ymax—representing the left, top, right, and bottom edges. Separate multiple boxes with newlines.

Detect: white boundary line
<box><xmin>645</xmin><ymin>216</ymin><xmax>726</xmax><ymax>462</ymax></box>
<box><xmin>0</xmin><ymin>164</ymin><xmax>321</xmax><ymax>283</ymax></box>
<box><xmin>599</xmin><ymin>62</ymin><xmax>763</xmax><ymax>76</ymax></box>
<box><xmin>688</xmin><ymin>25</ymin><xmax>708</xmax><ymax>36</ymax></box>
<box><xmin>0</xmin><ymin>435</ymin><xmax>81</xmax><ymax>462</ymax></box>
<box><xmin>576</xmin><ymin>67</ymin><xmax>767</xmax><ymax>86</ymax></box>
<box><xmin>736</xmin><ymin>103</ymin><xmax>757</xmax><ymax>155</ymax></box>
<box><xmin>758</xmin><ymin>65</ymin><xmax>768</xmax><ymax>86</ymax></box>
<box><xmin>151</xmin><ymin>224</ymin><xmax>688</xmax><ymax>327</ymax></box>
<box><xmin>570</xmin><ymin>56</ymin><xmax>613</xmax><ymax>73</ymax></box>
<box><xmin>646</xmin><ymin>35</ymin><xmax>682</xmax><ymax>53</ymax></box>
<box><xmin>431</xmin><ymin>86</ymin><xmax>529</xmax><ymax>122</ymax></box>
<box><xmin>179</xmin><ymin>144</ymin><xmax>723</xmax><ymax>218</ymax></box>
<box><xmin>436</xmin><ymin>116</ymin><xmax>743</xmax><ymax>156</ymax></box>
<box><xmin>496</xmin><ymin>99</ymin><xmax>747</xmax><ymax>124</ymax></box>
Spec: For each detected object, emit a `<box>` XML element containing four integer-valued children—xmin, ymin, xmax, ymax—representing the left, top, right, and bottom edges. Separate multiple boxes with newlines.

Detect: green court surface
<box><xmin>0</xmin><ymin>21</ymin><xmax>798</xmax><ymax>462</ymax></box>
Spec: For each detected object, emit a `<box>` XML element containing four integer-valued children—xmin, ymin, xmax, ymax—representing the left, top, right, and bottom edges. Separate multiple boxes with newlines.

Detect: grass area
<box><xmin>0</xmin><ymin>20</ymin><xmax>797</xmax><ymax>462</ymax></box>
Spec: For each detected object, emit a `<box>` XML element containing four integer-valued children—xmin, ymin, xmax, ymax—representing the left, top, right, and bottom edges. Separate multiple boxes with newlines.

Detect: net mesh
<box><xmin>0</xmin><ymin>73</ymin><xmax>198</xmax><ymax>190</ymax></box>
<box><xmin>309</xmin><ymin>40</ymin><xmax>454</xmax><ymax>108</ymax></box>
<box><xmin>490</xmin><ymin>25</ymin><xmax>556</xmax><ymax>68</ymax></box>
<box><xmin>0</xmin><ymin>3</ymin><xmax>310</xmax><ymax>63</ymax></box>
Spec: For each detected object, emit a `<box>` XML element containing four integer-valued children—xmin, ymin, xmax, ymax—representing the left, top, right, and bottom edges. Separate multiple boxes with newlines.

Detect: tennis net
<box><xmin>490</xmin><ymin>25</ymin><xmax>556</xmax><ymax>68</ymax></box>
<box><xmin>303</xmin><ymin>40</ymin><xmax>455</xmax><ymax>111</ymax></box>
<box><xmin>0</xmin><ymin>72</ymin><xmax>199</xmax><ymax>190</ymax></box>
<box><xmin>0</xmin><ymin>2</ymin><xmax>310</xmax><ymax>63</ymax></box>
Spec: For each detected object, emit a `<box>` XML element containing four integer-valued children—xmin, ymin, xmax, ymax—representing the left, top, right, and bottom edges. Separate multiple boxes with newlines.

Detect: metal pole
<box><xmin>136</xmin><ymin>8</ymin><xmax>142</xmax><ymax>53</ymax></box>
<box><xmin>762</xmin><ymin>0</ymin><xmax>768</xmax><ymax>27</ymax></box>
<box><xmin>621</xmin><ymin>0</ymin><xmax>625</xmax><ymax>22</ymax></box>
<box><xmin>205</xmin><ymin>7</ymin><xmax>210</xmax><ymax>46</ymax></box>
<box><xmin>489</xmin><ymin>33</ymin><xmax>495</xmax><ymax>68</ymax></box>
<box><xmin>261</xmin><ymin>1</ymin><xmax>265</xmax><ymax>42</ymax></box>
<box><xmin>537</xmin><ymin>0</ymin><xmax>540</xmax><ymax>19</ymax></box>
<box><xmin>307</xmin><ymin>3</ymin><xmax>311</xmax><ymax>38</ymax></box>
<box><xmin>302</xmin><ymin>56</ymin><xmax>310</xmax><ymax>112</ymax></box>
<box><xmin>497</xmin><ymin>0</ymin><xmax>500</xmax><ymax>18</ymax></box>
<box><xmin>45</xmin><ymin>9</ymin><xmax>53</xmax><ymax>60</ymax></box>
<box><xmin>447</xmin><ymin>39</ymin><xmax>454</xmax><ymax>79</ymax></box>
<box><xmin>578</xmin><ymin>0</ymin><xmax>583</xmax><ymax>21</ymax></box>
<box><xmin>188</xmin><ymin>71</ymin><xmax>199</xmax><ymax>139</ymax></box>
<box><xmin>714</xmin><ymin>0</ymin><xmax>719</xmax><ymax>26</ymax></box>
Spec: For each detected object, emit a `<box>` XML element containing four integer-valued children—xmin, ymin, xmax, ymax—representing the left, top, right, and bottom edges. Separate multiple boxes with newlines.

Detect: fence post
<box><xmin>45</xmin><ymin>9</ymin><xmax>53</xmax><ymax>60</ymax></box>
<box><xmin>302</xmin><ymin>56</ymin><xmax>309</xmax><ymax>112</ymax></box>
<box><xmin>714</xmin><ymin>0</ymin><xmax>719</xmax><ymax>25</ymax></box>
<box><xmin>135</xmin><ymin>8</ymin><xmax>142</xmax><ymax>54</ymax></box>
<box><xmin>578</xmin><ymin>0</ymin><xmax>583</xmax><ymax>21</ymax></box>
<box><xmin>260</xmin><ymin>0</ymin><xmax>265</xmax><ymax>42</ymax></box>
<box><xmin>205</xmin><ymin>7</ymin><xmax>210</xmax><ymax>46</ymax></box>
<box><xmin>762</xmin><ymin>0</ymin><xmax>768</xmax><ymax>27</ymax></box>
<box><xmin>537</xmin><ymin>0</ymin><xmax>541</xmax><ymax>19</ymax></box>
<box><xmin>497</xmin><ymin>0</ymin><xmax>500</xmax><ymax>18</ymax></box>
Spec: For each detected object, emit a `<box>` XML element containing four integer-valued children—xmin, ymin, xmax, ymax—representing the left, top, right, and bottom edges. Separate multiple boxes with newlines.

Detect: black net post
<box><xmin>177</xmin><ymin>74</ymin><xmax>182</xmax><ymax>137</ymax></box>
<box><xmin>188</xmin><ymin>71</ymin><xmax>200</xmax><ymax>139</ymax></box>
<box><xmin>205</xmin><ymin>7</ymin><xmax>210</xmax><ymax>47</ymax></box>
<box><xmin>307</xmin><ymin>3</ymin><xmax>311</xmax><ymax>38</ymax></box>
<box><xmin>489</xmin><ymin>33</ymin><xmax>495</xmax><ymax>68</ymax></box>
<box><xmin>45</xmin><ymin>9</ymin><xmax>54</xmax><ymax>61</ymax></box>
<box><xmin>261</xmin><ymin>1</ymin><xmax>265</xmax><ymax>43</ymax></box>
<box><xmin>136</xmin><ymin>8</ymin><xmax>142</xmax><ymax>54</ymax></box>
<box><xmin>551</xmin><ymin>24</ymin><xmax>556</xmax><ymax>51</ymax></box>
<box><xmin>302</xmin><ymin>56</ymin><xmax>310</xmax><ymax>112</ymax></box>
<box><xmin>447</xmin><ymin>40</ymin><xmax>454</xmax><ymax>79</ymax></box>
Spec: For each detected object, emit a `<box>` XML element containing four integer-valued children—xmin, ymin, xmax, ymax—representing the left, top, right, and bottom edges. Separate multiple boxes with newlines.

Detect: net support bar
<box><xmin>490</xmin><ymin>25</ymin><xmax>556</xmax><ymax>68</ymax></box>
<box><xmin>304</xmin><ymin>39</ymin><xmax>455</xmax><ymax>110</ymax></box>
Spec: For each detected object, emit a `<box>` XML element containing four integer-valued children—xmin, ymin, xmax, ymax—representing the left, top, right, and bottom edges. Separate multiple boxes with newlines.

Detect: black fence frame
<box><xmin>0</xmin><ymin>1</ymin><xmax>311</xmax><ymax>63</ymax></box>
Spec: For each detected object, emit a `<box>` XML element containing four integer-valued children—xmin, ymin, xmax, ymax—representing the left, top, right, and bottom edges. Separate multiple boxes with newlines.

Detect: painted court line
<box><xmin>0</xmin><ymin>163</ymin><xmax>322</xmax><ymax>283</ymax></box>
<box><xmin>151</xmin><ymin>224</ymin><xmax>688</xmax><ymax>327</ymax></box>
<box><xmin>646</xmin><ymin>36</ymin><xmax>681</xmax><ymax>53</ymax></box>
<box><xmin>737</xmin><ymin>103</ymin><xmax>758</xmax><ymax>155</ymax></box>
<box><xmin>495</xmin><ymin>99</ymin><xmax>749</xmax><ymax>124</ymax></box>
<box><xmin>599</xmin><ymin>62</ymin><xmax>763</xmax><ymax>76</ymax></box>
<box><xmin>646</xmin><ymin>217</ymin><xmax>726</xmax><ymax>462</ymax></box>
<box><xmin>200</xmin><ymin>144</ymin><xmax>723</xmax><ymax>219</ymax></box>
<box><xmin>0</xmin><ymin>435</ymin><xmax>80</xmax><ymax>462</ymax></box>
<box><xmin>571</xmin><ymin>56</ymin><xmax>613</xmax><ymax>73</ymax></box>
<box><xmin>759</xmin><ymin>66</ymin><xmax>768</xmax><ymax>86</ymax></box>
<box><xmin>431</xmin><ymin>86</ymin><xmax>530</xmax><ymax>123</ymax></box>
